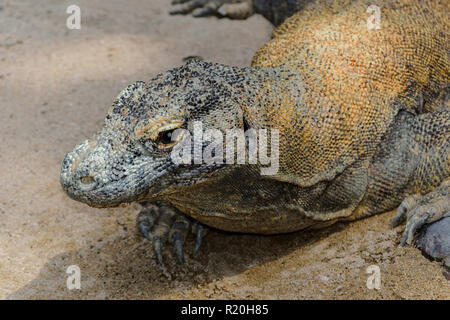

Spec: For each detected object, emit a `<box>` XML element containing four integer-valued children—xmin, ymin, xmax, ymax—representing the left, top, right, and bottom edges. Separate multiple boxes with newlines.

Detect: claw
<box><xmin>392</xmin><ymin>206</ymin><xmax>407</xmax><ymax>228</ymax></box>
<box><xmin>173</xmin><ymin>233</ymin><xmax>185</xmax><ymax>264</ymax></box>
<box><xmin>193</xmin><ymin>222</ymin><xmax>207</xmax><ymax>257</ymax></box>
<box><xmin>400</xmin><ymin>213</ymin><xmax>429</xmax><ymax>246</ymax></box>
<box><xmin>137</xmin><ymin>202</ymin><xmax>208</xmax><ymax>264</ymax></box>
<box><xmin>392</xmin><ymin>195</ymin><xmax>418</xmax><ymax>228</ymax></box>
<box><xmin>153</xmin><ymin>236</ymin><xmax>164</xmax><ymax>265</ymax></box>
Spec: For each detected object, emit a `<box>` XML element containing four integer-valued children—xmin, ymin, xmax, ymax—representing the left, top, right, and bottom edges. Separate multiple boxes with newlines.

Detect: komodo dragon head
<box><xmin>61</xmin><ymin>60</ymin><xmax>252</xmax><ymax>207</ymax></box>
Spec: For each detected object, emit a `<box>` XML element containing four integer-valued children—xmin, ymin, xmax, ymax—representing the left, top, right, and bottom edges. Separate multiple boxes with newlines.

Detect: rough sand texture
<box><xmin>0</xmin><ymin>0</ymin><xmax>448</xmax><ymax>299</ymax></box>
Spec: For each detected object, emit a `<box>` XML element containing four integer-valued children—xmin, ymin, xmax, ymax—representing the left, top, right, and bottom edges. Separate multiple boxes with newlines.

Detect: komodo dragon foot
<box><xmin>393</xmin><ymin>180</ymin><xmax>450</xmax><ymax>268</ymax></box>
<box><xmin>170</xmin><ymin>0</ymin><xmax>254</xmax><ymax>19</ymax></box>
<box><xmin>137</xmin><ymin>201</ymin><xmax>208</xmax><ymax>265</ymax></box>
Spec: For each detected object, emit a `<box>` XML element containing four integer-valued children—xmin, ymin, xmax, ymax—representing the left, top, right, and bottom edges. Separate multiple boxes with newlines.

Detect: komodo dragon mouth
<box><xmin>60</xmin><ymin>133</ymin><xmax>168</xmax><ymax>208</ymax></box>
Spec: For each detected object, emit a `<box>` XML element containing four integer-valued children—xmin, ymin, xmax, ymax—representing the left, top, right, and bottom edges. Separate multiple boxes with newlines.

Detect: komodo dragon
<box><xmin>61</xmin><ymin>0</ymin><xmax>449</xmax><ymax>267</ymax></box>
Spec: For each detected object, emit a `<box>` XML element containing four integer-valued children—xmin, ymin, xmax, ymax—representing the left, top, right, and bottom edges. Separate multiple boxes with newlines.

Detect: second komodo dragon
<box><xmin>61</xmin><ymin>0</ymin><xmax>449</xmax><ymax>266</ymax></box>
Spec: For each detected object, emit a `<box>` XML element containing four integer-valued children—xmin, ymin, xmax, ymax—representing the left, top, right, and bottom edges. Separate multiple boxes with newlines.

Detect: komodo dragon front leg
<box><xmin>137</xmin><ymin>201</ymin><xmax>207</xmax><ymax>264</ymax></box>
<box><xmin>352</xmin><ymin>109</ymin><xmax>450</xmax><ymax>267</ymax></box>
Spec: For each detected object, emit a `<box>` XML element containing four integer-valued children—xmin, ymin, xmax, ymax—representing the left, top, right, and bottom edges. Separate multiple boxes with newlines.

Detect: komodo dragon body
<box><xmin>61</xmin><ymin>0</ymin><xmax>449</xmax><ymax>265</ymax></box>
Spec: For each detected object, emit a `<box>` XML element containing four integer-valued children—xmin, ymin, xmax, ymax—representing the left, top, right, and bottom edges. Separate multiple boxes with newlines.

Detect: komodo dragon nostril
<box><xmin>79</xmin><ymin>175</ymin><xmax>97</xmax><ymax>191</ymax></box>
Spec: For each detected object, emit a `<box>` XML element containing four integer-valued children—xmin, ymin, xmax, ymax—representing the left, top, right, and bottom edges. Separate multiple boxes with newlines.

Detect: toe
<box><xmin>137</xmin><ymin>206</ymin><xmax>160</xmax><ymax>241</ymax></box>
<box><xmin>392</xmin><ymin>195</ymin><xmax>418</xmax><ymax>227</ymax></box>
<box><xmin>169</xmin><ymin>215</ymin><xmax>190</xmax><ymax>264</ymax></box>
<box><xmin>153</xmin><ymin>237</ymin><xmax>164</xmax><ymax>265</ymax></box>
<box><xmin>400</xmin><ymin>212</ymin><xmax>429</xmax><ymax>246</ymax></box>
<box><xmin>169</xmin><ymin>0</ymin><xmax>207</xmax><ymax>15</ymax></box>
<box><xmin>217</xmin><ymin>2</ymin><xmax>254</xmax><ymax>19</ymax></box>
<box><xmin>192</xmin><ymin>221</ymin><xmax>208</xmax><ymax>257</ymax></box>
<box><xmin>136</xmin><ymin>202</ymin><xmax>208</xmax><ymax>264</ymax></box>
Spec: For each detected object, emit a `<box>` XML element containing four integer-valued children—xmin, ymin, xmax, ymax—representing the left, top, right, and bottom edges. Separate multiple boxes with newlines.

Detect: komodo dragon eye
<box><xmin>134</xmin><ymin>120</ymin><xmax>184</xmax><ymax>151</ymax></box>
<box><xmin>157</xmin><ymin>129</ymin><xmax>176</xmax><ymax>147</ymax></box>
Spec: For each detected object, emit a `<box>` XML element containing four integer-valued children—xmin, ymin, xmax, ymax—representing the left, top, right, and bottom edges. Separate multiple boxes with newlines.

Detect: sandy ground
<box><xmin>0</xmin><ymin>0</ymin><xmax>448</xmax><ymax>300</ymax></box>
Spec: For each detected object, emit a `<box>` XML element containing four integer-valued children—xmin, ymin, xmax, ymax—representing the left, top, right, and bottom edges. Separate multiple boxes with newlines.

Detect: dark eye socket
<box><xmin>157</xmin><ymin>129</ymin><xmax>175</xmax><ymax>145</ymax></box>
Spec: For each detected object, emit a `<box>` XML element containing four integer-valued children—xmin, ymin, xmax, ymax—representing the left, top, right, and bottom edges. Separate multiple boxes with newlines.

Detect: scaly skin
<box><xmin>61</xmin><ymin>0</ymin><xmax>449</xmax><ymax>265</ymax></box>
